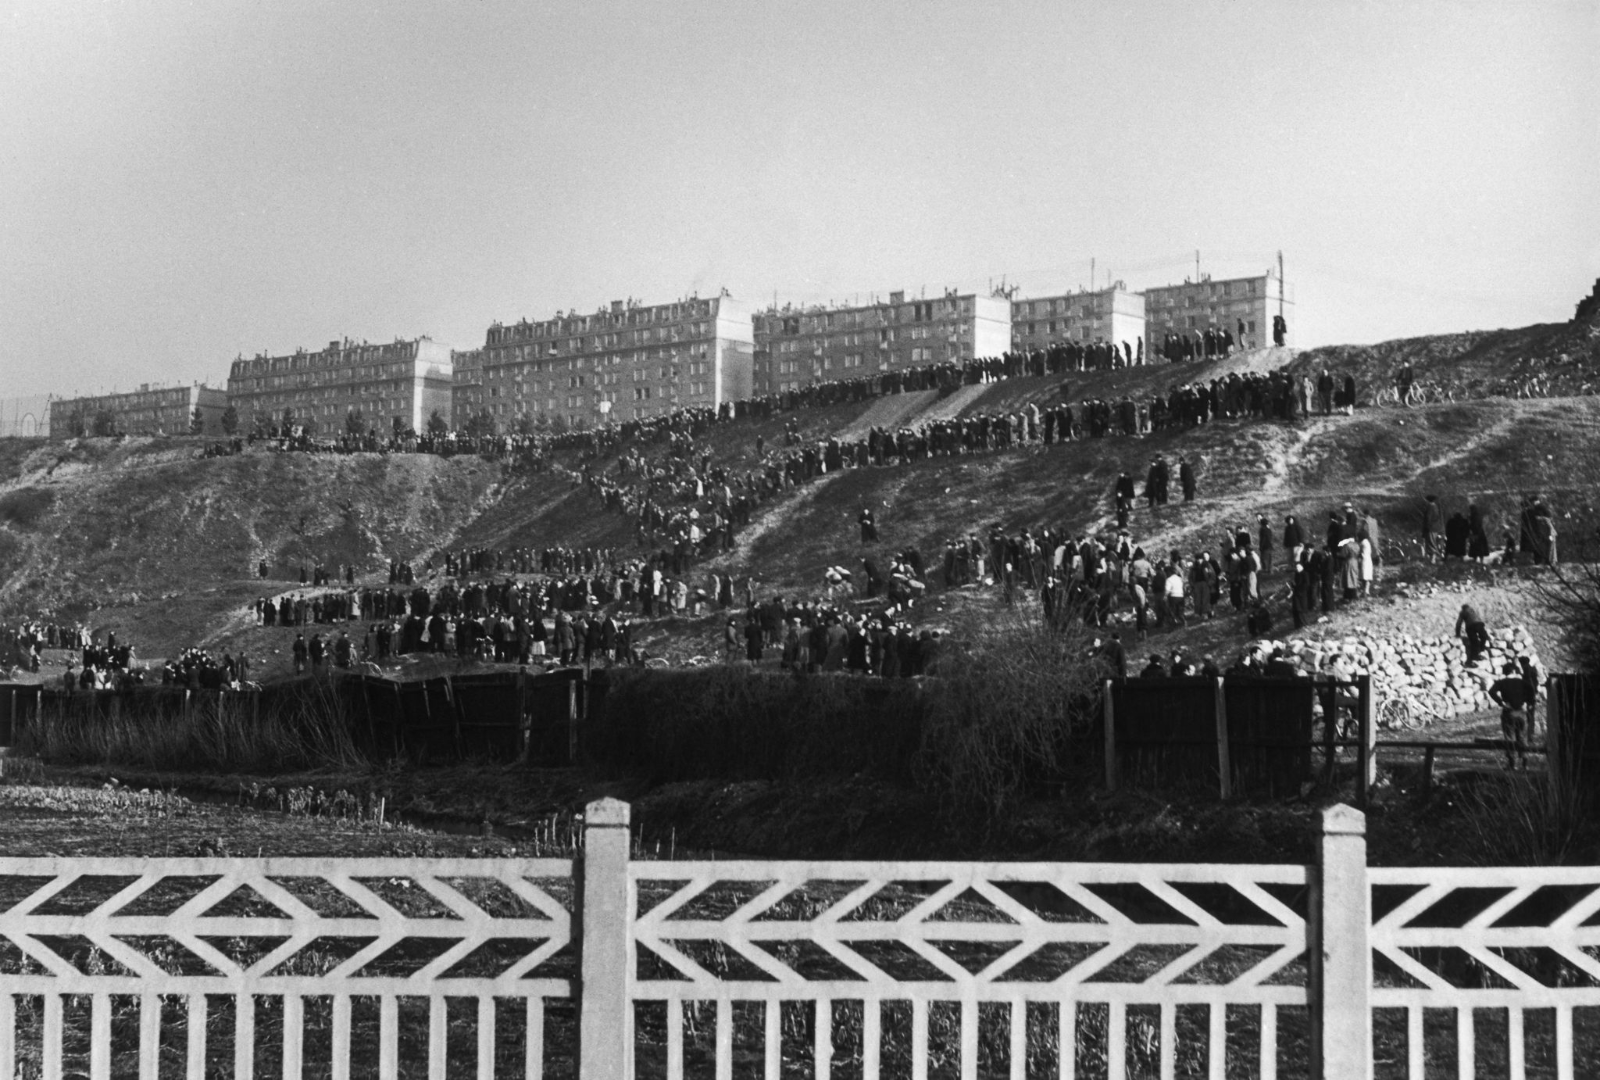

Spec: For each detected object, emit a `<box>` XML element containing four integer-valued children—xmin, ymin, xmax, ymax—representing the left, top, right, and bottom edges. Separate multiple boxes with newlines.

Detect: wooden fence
<box><xmin>1104</xmin><ymin>675</ymin><xmax>1368</xmax><ymax>800</ymax></box>
<box><xmin>2</xmin><ymin>801</ymin><xmax>1597</xmax><ymax>1078</ymax></box>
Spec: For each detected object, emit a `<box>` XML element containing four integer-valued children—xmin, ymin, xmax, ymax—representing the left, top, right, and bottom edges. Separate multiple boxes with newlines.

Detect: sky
<box><xmin>2</xmin><ymin>0</ymin><xmax>1596</xmax><ymax>399</ymax></box>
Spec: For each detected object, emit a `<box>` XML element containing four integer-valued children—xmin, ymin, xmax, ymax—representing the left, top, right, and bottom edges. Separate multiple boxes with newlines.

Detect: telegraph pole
<box><xmin>1278</xmin><ymin>250</ymin><xmax>1285</xmax><ymax>317</ymax></box>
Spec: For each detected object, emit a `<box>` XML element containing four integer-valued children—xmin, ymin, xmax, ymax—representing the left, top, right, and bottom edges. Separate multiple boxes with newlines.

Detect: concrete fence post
<box><xmin>1310</xmin><ymin>803</ymin><xmax>1371</xmax><ymax>1080</ymax></box>
<box><xmin>579</xmin><ymin>797</ymin><xmax>632</xmax><ymax>1080</ymax></box>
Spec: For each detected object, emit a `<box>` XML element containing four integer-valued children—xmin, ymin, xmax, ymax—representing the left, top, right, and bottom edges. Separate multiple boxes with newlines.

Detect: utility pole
<box><xmin>1278</xmin><ymin>250</ymin><xmax>1285</xmax><ymax>317</ymax></box>
<box><xmin>1195</xmin><ymin>249</ymin><xmax>1201</xmax><ymax>282</ymax></box>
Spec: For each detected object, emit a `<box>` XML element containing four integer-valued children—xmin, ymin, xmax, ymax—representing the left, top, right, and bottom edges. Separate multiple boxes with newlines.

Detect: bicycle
<box><xmin>1377</xmin><ymin>684</ymin><xmax>1452</xmax><ymax>730</ymax></box>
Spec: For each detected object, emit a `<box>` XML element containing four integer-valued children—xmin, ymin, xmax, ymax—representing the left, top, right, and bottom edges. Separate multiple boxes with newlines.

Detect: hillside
<box><xmin>3</xmin><ymin>301</ymin><xmax>1600</xmax><ymax>678</ymax></box>
<box><xmin>0</xmin><ymin>438</ymin><xmax>501</xmax><ymax>654</ymax></box>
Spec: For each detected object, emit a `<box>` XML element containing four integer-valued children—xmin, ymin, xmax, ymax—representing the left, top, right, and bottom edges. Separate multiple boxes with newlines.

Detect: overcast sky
<box><xmin>3</xmin><ymin>0</ymin><xmax>1595</xmax><ymax>398</ymax></box>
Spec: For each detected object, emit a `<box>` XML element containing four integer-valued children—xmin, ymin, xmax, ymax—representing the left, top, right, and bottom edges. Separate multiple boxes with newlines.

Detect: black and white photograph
<box><xmin>1</xmin><ymin>1</ymin><xmax>1598</xmax><ymax>1075</ymax></box>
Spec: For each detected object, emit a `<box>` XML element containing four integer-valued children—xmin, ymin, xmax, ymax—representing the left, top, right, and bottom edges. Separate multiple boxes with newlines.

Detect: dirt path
<box><xmin>709</xmin><ymin>470</ymin><xmax>847</xmax><ymax>567</ymax></box>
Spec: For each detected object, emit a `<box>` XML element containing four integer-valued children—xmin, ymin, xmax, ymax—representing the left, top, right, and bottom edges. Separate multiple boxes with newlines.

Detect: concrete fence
<box><xmin>0</xmin><ymin>801</ymin><xmax>1594</xmax><ymax>1078</ymax></box>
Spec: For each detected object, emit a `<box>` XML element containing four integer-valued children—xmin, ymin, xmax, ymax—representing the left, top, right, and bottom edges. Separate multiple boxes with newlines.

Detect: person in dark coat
<box><xmin>1178</xmin><ymin>457</ymin><xmax>1196</xmax><ymax>502</ymax></box>
<box><xmin>1467</xmin><ymin>503</ymin><xmax>1491</xmax><ymax>560</ymax></box>
<box><xmin>1257</xmin><ymin>515</ymin><xmax>1274</xmax><ymax>575</ymax></box>
<box><xmin>1283</xmin><ymin>514</ymin><xmax>1304</xmax><ymax>554</ymax></box>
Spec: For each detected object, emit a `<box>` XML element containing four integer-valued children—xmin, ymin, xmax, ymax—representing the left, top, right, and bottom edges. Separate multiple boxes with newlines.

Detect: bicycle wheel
<box><xmin>1379</xmin><ymin>697</ymin><xmax>1409</xmax><ymax>730</ymax></box>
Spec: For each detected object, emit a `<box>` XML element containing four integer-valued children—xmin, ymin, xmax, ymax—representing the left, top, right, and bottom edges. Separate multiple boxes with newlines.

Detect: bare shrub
<box><xmin>916</xmin><ymin>608</ymin><xmax>1105</xmax><ymax>818</ymax></box>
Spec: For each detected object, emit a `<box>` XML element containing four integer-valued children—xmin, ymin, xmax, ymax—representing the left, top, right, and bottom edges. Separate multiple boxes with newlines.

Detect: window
<box><xmin>844</xmin><ymin>353</ymin><xmax>862</xmax><ymax>368</ymax></box>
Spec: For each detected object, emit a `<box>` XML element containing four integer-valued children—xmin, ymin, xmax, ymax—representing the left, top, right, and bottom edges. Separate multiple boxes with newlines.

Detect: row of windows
<box><xmin>489</xmin><ymin>302</ymin><xmax>718</xmax><ymax>343</ymax></box>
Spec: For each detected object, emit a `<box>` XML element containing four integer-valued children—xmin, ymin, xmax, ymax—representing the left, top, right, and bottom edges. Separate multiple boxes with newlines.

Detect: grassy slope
<box><xmin>5</xmin><ymin>310</ymin><xmax>1600</xmax><ymax>673</ymax></box>
<box><xmin>0</xmin><ymin>441</ymin><xmax>501</xmax><ymax>653</ymax></box>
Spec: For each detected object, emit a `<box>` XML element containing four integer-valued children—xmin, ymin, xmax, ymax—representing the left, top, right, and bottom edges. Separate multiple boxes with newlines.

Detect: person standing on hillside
<box><xmin>1489</xmin><ymin>662</ymin><xmax>1531</xmax><ymax>769</ymax></box>
<box><xmin>1257</xmin><ymin>514</ymin><xmax>1274</xmax><ymax>575</ymax></box>
<box><xmin>1273</xmin><ymin>314</ymin><xmax>1288</xmax><ymax>347</ymax></box>
<box><xmin>859</xmin><ymin>506</ymin><xmax>879</xmax><ymax>544</ymax></box>
<box><xmin>1421</xmin><ymin>495</ymin><xmax>1443</xmax><ymax>561</ymax></box>
<box><xmin>1455</xmin><ymin>602</ymin><xmax>1490</xmax><ymax>663</ymax></box>
<box><xmin>1317</xmin><ymin>370</ymin><xmax>1335</xmax><ymax>416</ymax></box>
<box><xmin>1179</xmin><ymin>456</ymin><xmax>1196</xmax><ymax>503</ymax></box>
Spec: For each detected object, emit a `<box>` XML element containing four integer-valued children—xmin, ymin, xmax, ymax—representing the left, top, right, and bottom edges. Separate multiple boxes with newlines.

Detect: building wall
<box><xmin>450</xmin><ymin>349</ymin><xmax>485</xmax><ymax>428</ymax></box>
<box><xmin>751</xmin><ymin>290</ymin><xmax>1014</xmax><ymax>396</ymax></box>
<box><xmin>1143</xmin><ymin>273</ymin><xmax>1291</xmax><ymax>350</ymax></box>
<box><xmin>0</xmin><ymin>395</ymin><xmax>53</xmax><ymax>438</ymax></box>
<box><xmin>226</xmin><ymin>337</ymin><xmax>453</xmax><ymax>435</ymax></box>
<box><xmin>49</xmin><ymin>385</ymin><xmax>225</xmax><ymax>439</ymax></box>
<box><xmin>1010</xmin><ymin>286</ymin><xmax>1147</xmax><ymax>355</ymax></box>
<box><xmin>477</xmin><ymin>294</ymin><xmax>753</xmax><ymax>426</ymax></box>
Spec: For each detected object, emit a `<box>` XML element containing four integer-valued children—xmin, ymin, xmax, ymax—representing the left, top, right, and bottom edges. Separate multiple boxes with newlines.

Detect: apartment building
<box><xmin>1010</xmin><ymin>285</ymin><xmax>1147</xmax><ymax>355</ymax></box>
<box><xmin>1142</xmin><ymin>272</ymin><xmax>1292</xmax><ymax>350</ymax></box>
<box><xmin>477</xmin><ymin>294</ymin><xmax>754</xmax><ymax>427</ymax></box>
<box><xmin>49</xmin><ymin>384</ymin><xmax>226</xmax><ymax>439</ymax></box>
<box><xmin>752</xmin><ymin>290</ymin><xmax>1012</xmax><ymax>396</ymax></box>
<box><xmin>226</xmin><ymin>337</ymin><xmax>454</xmax><ymax>434</ymax></box>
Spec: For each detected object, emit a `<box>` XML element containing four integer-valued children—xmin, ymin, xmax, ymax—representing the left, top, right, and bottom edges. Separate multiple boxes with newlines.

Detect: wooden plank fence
<box><xmin>0</xmin><ymin>801</ymin><xmax>1594</xmax><ymax>1077</ymax></box>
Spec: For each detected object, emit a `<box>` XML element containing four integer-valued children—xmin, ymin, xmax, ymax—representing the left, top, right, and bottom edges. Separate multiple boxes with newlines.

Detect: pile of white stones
<box><xmin>1260</xmin><ymin>626</ymin><xmax>1540</xmax><ymax>717</ymax></box>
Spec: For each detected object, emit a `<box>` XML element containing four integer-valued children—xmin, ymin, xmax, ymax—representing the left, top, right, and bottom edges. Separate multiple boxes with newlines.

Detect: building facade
<box><xmin>1142</xmin><ymin>272</ymin><xmax>1292</xmax><ymax>351</ymax></box>
<box><xmin>226</xmin><ymin>337</ymin><xmax>454</xmax><ymax>435</ymax></box>
<box><xmin>1010</xmin><ymin>285</ymin><xmax>1147</xmax><ymax>356</ymax></box>
<box><xmin>0</xmin><ymin>395</ymin><xmax>53</xmax><ymax>438</ymax></box>
<box><xmin>477</xmin><ymin>294</ymin><xmax>754</xmax><ymax>427</ymax></box>
<box><xmin>450</xmin><ymin>349</ymin><xmax>485</xmax><ymax>429</ymax></box>
<box><xmin>49</xmin><ymin>385</ymin><xmax>225</xmax><ymax>439</ymax></box>
<box><xmin>751</xmin><ymin>291</ymin><xmax>1012</xmax><ymax>396</ymax></box>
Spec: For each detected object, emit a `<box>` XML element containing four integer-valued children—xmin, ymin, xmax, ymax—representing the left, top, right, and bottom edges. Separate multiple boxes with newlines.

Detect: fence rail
<box><xmin>0</xmin><ymin>803</ymin><xmax>1593</xmax><ymax>1078</ymax></box>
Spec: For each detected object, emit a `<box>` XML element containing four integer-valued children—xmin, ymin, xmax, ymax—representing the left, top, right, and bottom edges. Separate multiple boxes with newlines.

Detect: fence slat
<box><xmin>1260</xmin><ymin>1004</ymin><xmax>1275</xmax><ymax>1080</ymax></box>
<box><xmin>478</xmin><ymin>995</ymin><xmax>495</xmax><ymax>1080</ymax></box>
<box><xmin>90</xmin><ymin>992</ymin><xmax>111</xmax><ymax>1080</ymax></box>
<box><xmin>42</xmin><ymin>992</ymin><xmax>62</xmax><ymax>1080</ymax></box>
<box><xmin>0</xmin><ymin>993</ymin><xmax>13</xmax><ymax>1080</ymax></box>
<box><xmin>284</xmin><ymin>994</ymin><xmax>303</xmax><ymax>1080</ymax></box>
<box><xmin>1159</xmin><ymin>1000</ymin><xmax>1175</xmax><ymax>1080</ymax></box>
<box><xmin>666</xmin><ymin>1000</ymin><xmax>683</xmax><ymax>1080</ymax></box>
<box><xmin>864</xmin><ymin>999</ymin><xmax>882</xmax><ymax>1080</ymax></box>
<box><xmin>526</xmin><ymin>996</ymin><xmax>545</xmax><ymax>1080</ymax></box>
<box><xmin>714</xmin><ymin>998</ymin><xmax>732</xmax><ymax>1080</ymax></box>
<box><xmin>1107</xmin><ymin>1001</ymin><xmax>1126</xmax><ymax>1080</ymax></box>
<box><xmin>1508</xmin><ymin>1007</ymin><xmax>1524</xmax><ymax>1079</ymax></box>
<box><xmin>379</xmin><ymin>995</ymin><xmax>398</xmax><ymax>1080</ymax></box>
<box><xmin>763</xmin><ymin>1000</ymin><xmax>780</xmax><ymax>1080</ymax></box>
<box><xmin>1008</xmin><ymin>1000</ymin><xmax>1025</xmax><ymax>1080</ymax></box>
<box><xmin>1208</xmin><ymin>1001</ymin><xmax>1225</xmax><ymax>1080</ymax></box>
<box><xmin>911</xmin><ymin>998</ymin><xmax>928</xmax><ymax>1080</ymax></box>
<box><xmin>139</xmin><ymin>993</ymin><xmax>161</xmax><ymax>1080</ymax></box>
<box><xmin>186</xmin><ymin>995</ymin><xmax>207</xmax><ymax>1080</ymax></box>
<box><xmin>1456</xmin><ymin>1007</ymin><xmax>1473</xmax><ymax>1080</ymax></box>
<box><xmin>1406</xmin><ymin>1005</ymin><xmax>1422</xmax><ymax>1080</ymax></box>
<box><xmin>960</xmin><ymin>997</ymin><xmax>978</xmax><ymax>1080</ymax></box>
<box><xmin>429</xmin><ymin>995</ymin><xmax>447</xmax><ymax>1080</ymax></box>
<box><xmin>236</xmin><ymin>992</ymin><xmax>255</xmax><ymax>1080</ymax></box>
<box><xmin>1059</xmin><ymin>1002</ymin><xmax>1075</xmax><ymax>1080</ymax></box>
<box><xmin>332</xmin><ymin>995</ymin><xmax>351</xmax><ymax>1080</ymax></box>
<box><xmin>814</xmin><ymin>998</ymin><xmax>831</xmax><ymax>1080</ymax></box>
<box><xmin>1557</xmin><ymin>1005</ymin><xmax>1574</xmax><ymax>1080</ymax></box>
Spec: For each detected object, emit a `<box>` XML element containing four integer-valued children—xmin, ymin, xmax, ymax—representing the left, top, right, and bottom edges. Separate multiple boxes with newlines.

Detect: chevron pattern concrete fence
<box><xmin>0</xmin><ymin>802</ymin><xmax>1589</xmax><ymax>1078</ymax></box>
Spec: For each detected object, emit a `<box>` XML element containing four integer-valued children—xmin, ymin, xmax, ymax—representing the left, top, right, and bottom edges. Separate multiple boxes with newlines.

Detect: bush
<box><xmin>0</xmin><ymin>487</ymin><xmax>54</xmax><ymax>530</ymax></box>
<box><xmin>17</xmin><ymin>677</ymin><xmax>366</xmax><ymax>773</ymax></box>
<box><xmin>917</xmin><ymin>609</ymin><xmax>1105</xmax><ymax>818</ymax></box>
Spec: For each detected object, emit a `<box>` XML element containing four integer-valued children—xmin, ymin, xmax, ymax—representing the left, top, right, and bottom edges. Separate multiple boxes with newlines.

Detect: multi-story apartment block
<box><xmin>477</xmin><ymin>294</ymin><xmax>753</xmax><ymax>426</ymax></box>
<box><xmin>1142</xmin><ymin>271</ymin><xmax>1292</xmax><ymax>350</ymax></box>
<box><xmin>450</xmin><ymin>349</ymin><xmax>485</xmax><ymax>428</ymax></box>
<box><xmin>752</xmin><ymin>290</ymin><xmax>1012</xmax><ymax>396</ymax></box>
<box><xmin>1010</xmin><ymin>285</ymin><xmax>1146</xmax><ymax>355</ymax></box>
<box><xmin>49</xmin><ymin>384</ymin><xmax>226</xmax><ymax>439</ymax></box>
<box><xmin>226</xmin><ymin>337</ymin><xmax>454</xmax><ymax>435</ymax></box>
